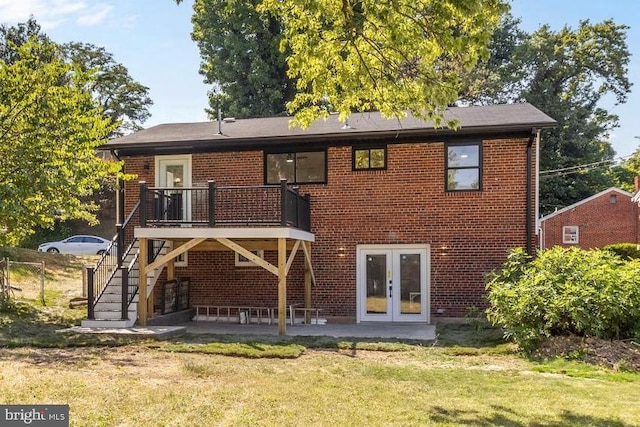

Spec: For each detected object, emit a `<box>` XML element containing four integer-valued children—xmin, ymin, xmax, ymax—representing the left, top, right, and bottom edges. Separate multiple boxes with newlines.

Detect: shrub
<box><xmin>603</xmin><ymin>243</ymin><xmax>640</xmax><ymax>260</ymax></box>
<box><xmin>486</xmin><ymin>247</ymin><xmax>640</xmax><ymax>351</ymax></box>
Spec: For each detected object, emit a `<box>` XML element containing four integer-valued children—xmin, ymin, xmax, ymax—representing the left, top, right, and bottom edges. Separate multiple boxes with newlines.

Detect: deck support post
<box><xmin>304</xmin><ymin>244</ymin><xmax>312</xmax><ymax>325</ymax></box>
<box><xmin>138</xmin><ymin>237</ymin><xmax>148</xmax><ymax>326</ymax></box>
<box><xmin>278</xmin><ymin>237</ymin><xmax>287</xmax><ymax>335</ymax></box>
<box><xmin>167</xmin><ymin>248</ymin><xmax>175</xmax><ymax>281</ymax></box>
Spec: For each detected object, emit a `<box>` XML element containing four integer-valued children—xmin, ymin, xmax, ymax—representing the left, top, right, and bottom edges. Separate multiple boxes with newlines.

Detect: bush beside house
<box><xmin>486</xmin><ymin>247</ymin><xmax>640</xmax><ymax>351</ymax></box>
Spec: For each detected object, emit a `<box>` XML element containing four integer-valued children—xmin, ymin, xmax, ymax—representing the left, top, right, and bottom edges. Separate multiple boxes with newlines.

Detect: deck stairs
<box><xmin>81</xmin><ymin>240</ymin><xmax>169</xmax><ymax>328</ymax></box>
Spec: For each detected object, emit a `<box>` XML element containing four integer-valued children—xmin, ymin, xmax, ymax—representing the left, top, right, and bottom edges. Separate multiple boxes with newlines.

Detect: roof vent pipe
<box><xmin>217</xmin><ymin>108</ymin><xmax>222</xmax><ymax>135</ymax></box>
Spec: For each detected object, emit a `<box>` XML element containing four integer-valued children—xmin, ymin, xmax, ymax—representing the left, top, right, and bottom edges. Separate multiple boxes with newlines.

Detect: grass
<box><xmin>0</xmin><ymin>248</ymin><xmax>639</xmax><ymax>425</ymax></box>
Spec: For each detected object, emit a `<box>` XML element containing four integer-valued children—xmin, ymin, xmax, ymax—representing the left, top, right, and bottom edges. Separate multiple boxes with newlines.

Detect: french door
<box><xmin>357</xmin><ymin>245</ymin><xmax>429</xmax><ymax>322</ymax></box>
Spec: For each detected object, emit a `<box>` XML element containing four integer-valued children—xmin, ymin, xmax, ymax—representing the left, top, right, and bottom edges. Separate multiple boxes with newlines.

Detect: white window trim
<box><xmin>562</xmin><ymin>226</ymin><xmax>579</xmax><ymax>244</ymax></box>
<box><xmin>175</xmin><ymin>252</ymin><xmax>187</xmax><ymax>267</ymax></box>
<box><xmin>235</xmin><ymin>250</ymin><xmax>264</xmax><ymax>267</ymax></box>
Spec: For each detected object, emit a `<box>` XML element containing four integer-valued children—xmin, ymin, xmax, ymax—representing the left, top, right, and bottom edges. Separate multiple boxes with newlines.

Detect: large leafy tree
<box><xmin>461</xmin><ymin>18</ymin><xmax>632</xmax><ymax>214</ymax></box>
<box><xmin>64</xmin><ymin>43</ymin><xmax>153</xmax><ymax>137</ymax></box>
<box><xmin>0</xmin><ymin>39</ymin><xmax>121</xmax><ymax>245</ymax></box>
<box><xmin>0</xmin><ymin>18</ymin><xmax>152</xmax><ymax>137</ymax></box>
<box><xmin>179</xmin><ymin>0</ymin><xmax>507</xmax><ymax>127</ymax></box>
<box><xmin>191</xmin><ymin>0</ymin><xmax>294</xmax><ymax>119</ymax></box>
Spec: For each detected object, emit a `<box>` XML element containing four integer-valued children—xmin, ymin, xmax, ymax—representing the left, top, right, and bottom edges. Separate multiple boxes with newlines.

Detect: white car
<box><xmin>38</xmin><ymin>235</ymin><xmax>111</xmax><ymax>255</ymax></box>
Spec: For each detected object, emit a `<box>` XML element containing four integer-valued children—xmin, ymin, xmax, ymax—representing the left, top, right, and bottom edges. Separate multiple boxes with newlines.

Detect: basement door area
<box><xmin>357</xmin><ymin>245</ymin><xmax>430</xmax><ymax>323</ymax></box>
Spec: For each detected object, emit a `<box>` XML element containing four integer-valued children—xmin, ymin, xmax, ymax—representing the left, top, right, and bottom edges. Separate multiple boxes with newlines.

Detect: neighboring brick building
<box><xmin>87</xmin><ymin>103</ymin><xmax>555</xmax><ymax>329</ymax></box>
<box><xmin>540</xmin><ymin>188</ymin><xmax>638</xmax><ymax>249</ymax></box>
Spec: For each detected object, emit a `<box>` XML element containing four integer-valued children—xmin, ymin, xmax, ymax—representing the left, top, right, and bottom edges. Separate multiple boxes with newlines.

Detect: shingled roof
<box><xmin>104</xmin><ymin>103</ymin><xmax>556</xmax><ymax>153</ymax></box>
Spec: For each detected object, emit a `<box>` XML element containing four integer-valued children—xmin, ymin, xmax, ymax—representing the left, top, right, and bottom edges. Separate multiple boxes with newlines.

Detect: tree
<box><xmin>460</xmin><ymin>18</ymin><xmax>632</xmax><ymax>214</ymax></box>
<box><xmin>178</xmin><ymin>0</ymin><xmax>507</xmax><ymax>127</ymax></box>
<box><xmin>63</xmin><ymin>43</ymin><xmax>153</xmax><ymax>137</ymax></box>
<box><xmin>0</xmin><ymin>18</ymin><xmax>152</xmax><ymax>137</ymax></box>
<box><xmin>0</xmin><ymin>39</ymin><xmax>121</xmax><ymax>246</ymax></box>
<box><xmin>190</xmin><ymin>0</ymin><xmax>294</xmax><ymax>119</ymax></box>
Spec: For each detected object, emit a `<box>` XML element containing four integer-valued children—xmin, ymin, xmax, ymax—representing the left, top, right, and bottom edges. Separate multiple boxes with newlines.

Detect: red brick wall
<box><xmin>541</xmin><ymin>190</ymin><xmax>638</xmax><ymax>249</ymax></box>
<box><xmin>123</xmin><ymin>136</ymin><xmax>534</xmax><ymax>318</ymax></box>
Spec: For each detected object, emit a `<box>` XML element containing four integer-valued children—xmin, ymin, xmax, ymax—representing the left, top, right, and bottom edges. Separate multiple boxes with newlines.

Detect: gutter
<box><xmin>534</xmin><ymin>129</ymin><xmax>541</xmax><ymax>246</ymax></box>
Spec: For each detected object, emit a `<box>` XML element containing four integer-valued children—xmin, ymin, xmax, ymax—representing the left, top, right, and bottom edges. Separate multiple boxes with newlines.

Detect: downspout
<box><xmin>526</xmin><ymin>133</ymin><xmax>535</xmax><ymax>256</ymax></box>
<box><xmin>534</xmin><ymin>129</ymin><xmax>541</xmax><ymax>249</ymax></box>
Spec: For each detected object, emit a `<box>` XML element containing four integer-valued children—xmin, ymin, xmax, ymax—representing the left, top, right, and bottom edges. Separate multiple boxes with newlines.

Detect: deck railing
<box><xmin>139</xmin><ymin>180</ymin><xmax>311</xmax><ymax>231</ymax></box>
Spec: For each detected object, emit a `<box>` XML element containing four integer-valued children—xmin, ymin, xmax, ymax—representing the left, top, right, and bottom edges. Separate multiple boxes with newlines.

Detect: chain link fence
<box><xmin>0</xmin><ymin>258</ymin><xmax>46</xmax><ymax>305</ymax></box>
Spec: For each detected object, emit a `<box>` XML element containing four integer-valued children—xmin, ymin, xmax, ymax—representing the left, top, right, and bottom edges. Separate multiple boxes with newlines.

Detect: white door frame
<box><xmin>155</xmin><ymin>154</ymin><xmax>192</xmax><ymax>222</ymax></box>
<box><xmin>356</xmin><ymin>244</ymin><xmax>430</xmax><ymax>323</ymax></box>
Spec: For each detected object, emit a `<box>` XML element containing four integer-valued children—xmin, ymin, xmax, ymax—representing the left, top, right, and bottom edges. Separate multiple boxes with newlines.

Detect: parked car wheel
<box><xmin>97</xmin><ymin>249</ymin><xmax>105</xmax><ymax>255</ymax></box>
<box><xmin>47</xmin><ymin>248</ymin><xmax>59</xmax><ymax>254</ymax></box>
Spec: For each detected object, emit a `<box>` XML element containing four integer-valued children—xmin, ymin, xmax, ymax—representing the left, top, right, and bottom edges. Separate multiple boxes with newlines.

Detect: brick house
<box><xmin>539</xmin><ymin>188</ymin><xmax>638</xmax><ymax>249</ymax></box>
<box><xmin>83</xmin><ymin>103</ymin><xmax>555</xmax><ymax>333</ymax></box>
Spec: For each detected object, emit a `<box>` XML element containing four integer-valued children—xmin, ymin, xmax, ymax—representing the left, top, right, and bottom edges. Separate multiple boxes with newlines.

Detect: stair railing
<box><xmin>86</xmin><ymin>201</ymin><xmax>140</xmax><ymax>320</ymax></box>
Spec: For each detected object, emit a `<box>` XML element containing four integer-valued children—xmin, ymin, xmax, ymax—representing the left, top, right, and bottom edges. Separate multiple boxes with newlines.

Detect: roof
<box><xmin>104</xmin><ymin>103</ymin><xmax>556</xmax><ymax>153</ymax></box>
<box><xmin>540</xmin><ymin>187</ymin><xmax>634</xmax><ymax>222</ymax></box>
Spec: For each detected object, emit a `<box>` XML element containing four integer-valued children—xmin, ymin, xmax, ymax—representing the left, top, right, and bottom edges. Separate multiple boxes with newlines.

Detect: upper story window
<box><xmin>446</xmin><ymin>142</ymin><xmax>482</xmax><ymax>191</ymax></box>
<box><xmin>563</xmin><ymin>226</ymin><xmax>579</xmax><ymax>244</ymax></box>
<box><xmin>353</xmin><ymin>146</ymin><xmax>386</xmax><ymax>170</ymax></box>
<box><xmin>265</xmin><ymin>151</ymin><xmax>326</xmax><ymax>184</ymax></box>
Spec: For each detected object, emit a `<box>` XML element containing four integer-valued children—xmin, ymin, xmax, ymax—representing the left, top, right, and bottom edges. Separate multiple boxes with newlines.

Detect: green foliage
<box><xmin>63</xmin><ymin>42</ymin><xmax>153</xmax><ymax>137</ymax></box>
<box><xmin>181</xmin><ymin>0</ymin><xmax>507</xmax><ymax>127</ymax></box>
<box><xmin>18</xmin><ymin>222</ymin><xmax>74</xmax><ymax>250</ymax></box>
<box><xmin>486</xmin><ymin>247</ymin><xmax>640</xmax><ymax>351</ymax></box>
<box><xmin>0</xmin><ymin>18</ymin><xmax>153</xmax><ymax>138</ymax></box>
<box><xmin>261</xmin><ymin>0</ymin><xmax>507</xmax><ymax>128</ymax></box>
<box><xmin>461</xmin><ymin>18</ymin><xmax>632</xmax><ymax>213</ymax></box>
<box><xmin>0</xmin><ymin>19</ymin><xmax>147</xmax><ymax>245</ymax></box>
<box><xmin>603</xmin><ymin>243</ymin><xmax>640</xmax><ymax>260</ymax></box>
<box><xmin>190</xmin><ymin>0</ymin><xmax>293</xmax><ymax>119</ymax></box>
<box><xmin>0</xmin><ymin>38</ymin><xmax>121</xmax><ymax>246</ymax></box>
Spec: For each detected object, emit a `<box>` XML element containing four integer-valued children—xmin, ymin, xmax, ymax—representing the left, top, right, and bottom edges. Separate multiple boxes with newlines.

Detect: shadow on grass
<box><xmin>153</xmin><ymin>321</ymin><xmax>512</xmax><ymax>359</ymax></box>
<box><xmin>429</xmin><ymin>405</ymin><xmax>630</xmax><ymax>427</ymax></box>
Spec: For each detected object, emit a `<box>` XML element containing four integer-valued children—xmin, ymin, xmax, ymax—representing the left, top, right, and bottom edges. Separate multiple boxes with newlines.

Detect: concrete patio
<box><xmin>180</xmin><ymin>321</ymin><xmax>436</xmax><ymax>340</ymax></box>
<box><xmin>59</xmin><ymin>321</ymin><xmax>436</xmax><ymax>341</ymax></box>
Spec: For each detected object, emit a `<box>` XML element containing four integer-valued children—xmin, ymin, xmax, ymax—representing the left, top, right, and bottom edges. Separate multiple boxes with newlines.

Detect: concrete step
<box><xmin>98</xmin><ymin>291</ymin><xmax>139</xmax><ymax>303</ymax></box>
<box><xmin>80</xmin><ymin>318</ymin><xmax>136</xmax><ymax>328</ymax></box>
<box><xmin>93</xmin><ymin>309</ymin><xmax>137</xmax><ymax>320</ymax></box>
<box><xmin>96</xmin><ymin>301</ymin><xmax>138</xmax><ymax>311</ymax></box>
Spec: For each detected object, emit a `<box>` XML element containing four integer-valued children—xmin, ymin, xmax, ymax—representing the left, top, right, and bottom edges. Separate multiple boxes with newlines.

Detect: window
<box><xmin>353</xmin><ymin>147</ymin><xmax>386</xmax><ymax>170</ymax></box>
<box><xmin>563</xmin><ymin>226</ymin><xmax>579</xmax><ymax>244</ymax></box>
<box><xmin>446</xmin><ymin>143</ymin><xmax>481</xmax><ymax>191</ymax></box>
<box><xmin>235</xmin><ymin>250</ymin><xmax>264</xmax><ymax>267</ymax></box>
<box><xmin>265</xmin><ymin>151</ymin><xmax>326</xmax><ymax>184</ymax></box>
<box><xmin>176</xmin><ymin>252</ymin><xmax>187</xmax><ymax>267</ymax></box>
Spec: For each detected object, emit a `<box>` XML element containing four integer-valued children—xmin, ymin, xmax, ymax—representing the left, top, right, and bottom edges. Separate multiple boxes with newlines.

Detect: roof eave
<box><xmin>101</xmin><ymin>121</ymin><xmax>557</xmax><ymax>153</ymax></box>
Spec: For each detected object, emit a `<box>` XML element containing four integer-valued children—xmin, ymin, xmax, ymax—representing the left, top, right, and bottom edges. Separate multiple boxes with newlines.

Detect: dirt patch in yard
<box><xmin>533</xmin><ymin>335</ymin><xmax>640</xmax><ymax>372</ymax></box>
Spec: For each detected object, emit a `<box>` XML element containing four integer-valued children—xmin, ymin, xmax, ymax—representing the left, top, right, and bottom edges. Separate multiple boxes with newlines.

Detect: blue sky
<box><xmin>0</xmin><ymin>0</ymin><xmax>638</xmax><ymax>158</ymax></box>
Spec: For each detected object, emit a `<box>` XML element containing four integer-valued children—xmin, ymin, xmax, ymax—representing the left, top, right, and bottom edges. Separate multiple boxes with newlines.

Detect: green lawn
<box><xmin>0</xmin><ymin>342</ymin><xmax>638</xmax><ymax>426</ymax></box>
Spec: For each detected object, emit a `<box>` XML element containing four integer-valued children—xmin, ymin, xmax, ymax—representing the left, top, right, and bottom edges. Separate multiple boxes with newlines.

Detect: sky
<box><xmin>0</xmin><ymin>0</ymin><xmax>638</xmax><ymax>158</ymax></box>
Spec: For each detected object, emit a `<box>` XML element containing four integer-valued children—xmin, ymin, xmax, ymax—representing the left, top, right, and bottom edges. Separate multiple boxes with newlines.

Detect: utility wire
<box><xmin>539</xmin><ymin>154</ymin><xmax>632</xmax><ymax>179</ymax></box>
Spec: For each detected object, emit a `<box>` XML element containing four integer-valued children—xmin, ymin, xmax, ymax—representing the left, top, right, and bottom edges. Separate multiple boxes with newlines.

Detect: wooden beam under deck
<box><xmin>170</xmin><ymin>239</ymin><xmax>302</xmax><ymax>252</ymax></box>
<box><xmin>133</xmin><ymin>228</ymin><xmax>314</xmax><ymax>334</ymax></box>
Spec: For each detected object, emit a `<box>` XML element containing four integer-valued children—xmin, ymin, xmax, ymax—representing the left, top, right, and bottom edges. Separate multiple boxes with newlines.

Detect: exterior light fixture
<box><xmin>286</xmin><ymin>153</ymin><xmax>294</xmax><ymax>163</ymax></box>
